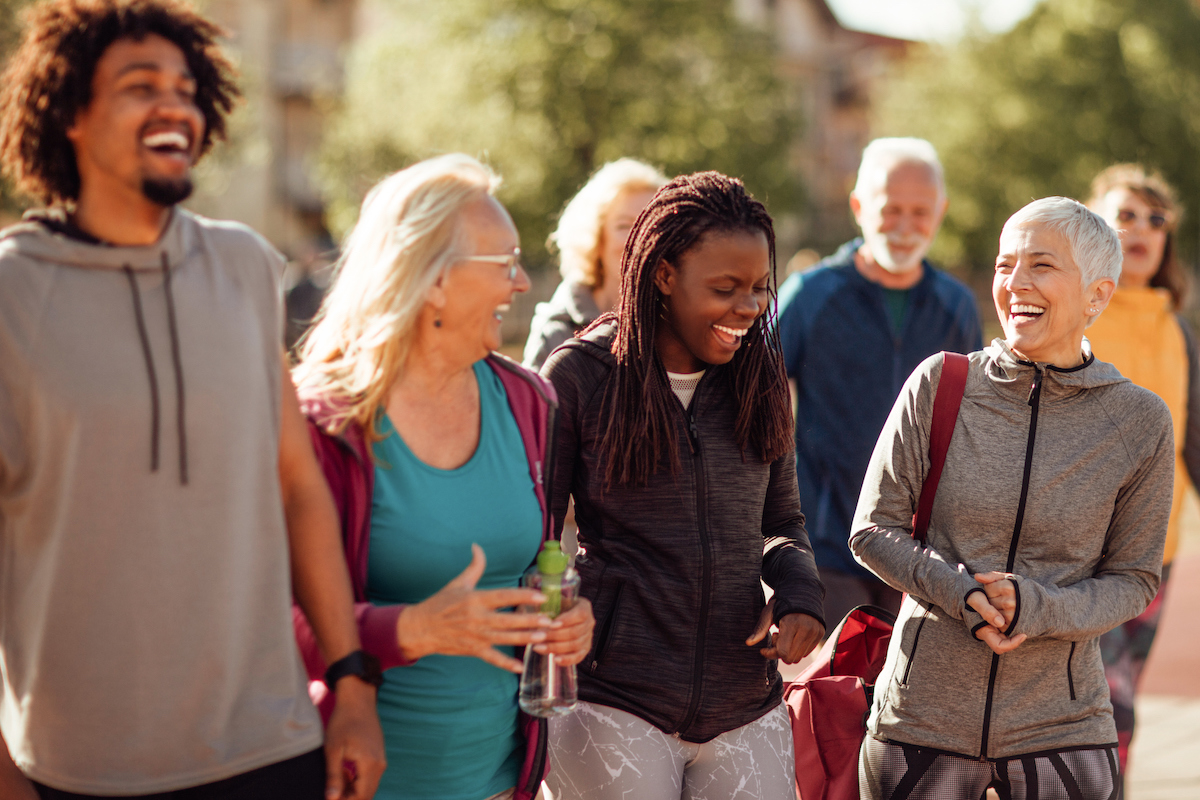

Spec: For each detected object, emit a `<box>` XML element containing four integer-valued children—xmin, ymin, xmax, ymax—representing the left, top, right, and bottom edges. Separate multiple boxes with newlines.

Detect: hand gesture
<box><xmin>396</xmin><ymin>544</ymin><xmax>553</xmax><ymax>672</ymax></box>
<box><xmin>968</xmin><ymin>573</ymin><xmax>1026</xmax><ymax>655</ymax></box>
<box><xmin>746</xmin><ymin>598</ymin><xmax>824</xmax><ymax>663</ymax></box>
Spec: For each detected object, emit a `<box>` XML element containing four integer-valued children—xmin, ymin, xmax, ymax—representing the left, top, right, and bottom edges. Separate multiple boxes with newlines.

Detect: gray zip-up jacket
<box><xmin>851</xmin><ymin>339</ymin><xmax>1173</xmax><ymax>759</ymax></box>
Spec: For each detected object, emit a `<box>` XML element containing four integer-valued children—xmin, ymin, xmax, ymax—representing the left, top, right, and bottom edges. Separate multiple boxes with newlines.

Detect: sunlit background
<box><xmin>3</xmin><ymin>0</ymin><xmax>1199</xmax><ymax>344</ymax></box>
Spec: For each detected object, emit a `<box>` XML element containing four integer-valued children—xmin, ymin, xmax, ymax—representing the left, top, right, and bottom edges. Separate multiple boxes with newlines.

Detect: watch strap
<box><xmin>323</xmin><ymin>649</ymin><xmax>383</xmax><ymax>690</ymax></box>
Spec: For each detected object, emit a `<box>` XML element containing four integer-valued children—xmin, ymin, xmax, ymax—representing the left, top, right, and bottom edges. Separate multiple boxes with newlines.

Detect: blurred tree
<box><xmin>319</xmin><ymin>0</ymin><xmax>803</xmax><ymax>265</ymax></box>
<box><xmin>0</xmin><ymin>0</ymin><xmax>33</xmax><ymax>218</ymax></box>
<box><xmin>876</xmin><ymin>0</ymin><xmax>1200</xmax><ymax>273</ymax></box>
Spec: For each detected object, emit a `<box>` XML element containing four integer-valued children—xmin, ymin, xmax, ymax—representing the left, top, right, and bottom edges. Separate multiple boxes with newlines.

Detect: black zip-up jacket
<box><xmin>542</xmin><ymin>323</ymin><xmax>825</xmax><ymax>742</ymax></box>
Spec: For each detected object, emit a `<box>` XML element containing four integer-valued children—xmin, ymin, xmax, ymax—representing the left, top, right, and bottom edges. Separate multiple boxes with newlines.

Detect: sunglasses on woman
<box><xmin>1115</xmin><ymin>208</ymin><xmax>1171</xmax><ymax>230</ymax></box>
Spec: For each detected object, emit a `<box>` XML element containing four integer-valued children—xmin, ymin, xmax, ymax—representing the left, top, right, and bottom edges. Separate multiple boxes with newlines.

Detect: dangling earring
<box><xmin>434</xmin><ymin>314</ymin><xmax>442</xmax><ymax>328</ymax></box>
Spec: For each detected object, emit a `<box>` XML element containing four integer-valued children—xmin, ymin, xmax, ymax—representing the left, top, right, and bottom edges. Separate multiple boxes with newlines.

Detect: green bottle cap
<box><xmin>536</xmin><ymin>541</ymin><xmax>569</xmax><ymax>576</ymax></box>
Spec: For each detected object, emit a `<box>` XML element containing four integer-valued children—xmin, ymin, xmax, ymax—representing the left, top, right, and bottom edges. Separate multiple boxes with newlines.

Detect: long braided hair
<box><xmin>593</xmin><ymin>171</ymin><xmax>793</xmax><ymax>489</ymax></box>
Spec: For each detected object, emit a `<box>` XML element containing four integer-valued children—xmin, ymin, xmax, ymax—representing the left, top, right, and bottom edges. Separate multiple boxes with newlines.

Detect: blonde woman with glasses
<box><xmin>523</xmin><ymin>158</ymin><xmax>667</xmax><ymax>369</ymax></box>
<box><xmin>292</xmin><ymin>154</ymin><xmax>594</xmax><ymax>800</ymax></box>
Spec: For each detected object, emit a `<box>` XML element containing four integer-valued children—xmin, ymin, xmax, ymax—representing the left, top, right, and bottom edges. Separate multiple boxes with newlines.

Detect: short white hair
<box><xmin>1004</xmin><ymin>197</ymin><xmax>1122</xmax><ymax>287</ymax></box>
<box><xmin>853</xmin><ymin>137</ymin><xmax>945</xmax><ymax>197</ymax></box>
<box><xmin>549</xmin><ymin>158</ymin><xmax>668</xmax><ymax>287</ymax></box>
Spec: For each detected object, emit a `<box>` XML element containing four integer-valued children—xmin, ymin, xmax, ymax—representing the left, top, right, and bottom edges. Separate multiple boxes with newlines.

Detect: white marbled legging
<box><xmin>546</xmin><ymin>701</ymin><xmax>795</xmax><ymax>800</ymax></box>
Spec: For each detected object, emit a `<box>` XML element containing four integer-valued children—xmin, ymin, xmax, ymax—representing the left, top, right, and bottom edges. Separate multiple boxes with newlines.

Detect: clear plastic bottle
<box><xmin>518</xmin><ymin>541</ymin><xmax>580</xmax><ymax>717</ymax></box>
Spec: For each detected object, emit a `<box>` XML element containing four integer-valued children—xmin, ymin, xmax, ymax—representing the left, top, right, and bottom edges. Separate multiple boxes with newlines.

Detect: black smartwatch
<box><xmin>324</xmin><ymin>649</ymin><xmax>383</xmax><ymax>690</ymax></box>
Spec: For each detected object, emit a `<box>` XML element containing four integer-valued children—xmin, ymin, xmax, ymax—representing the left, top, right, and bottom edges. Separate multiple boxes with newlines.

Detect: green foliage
<box><xmin>319</xmin><ymin>0</ymin><xmax>802</xmax><ymax>265</ymax></box>
<box><xmin>876</xmin><ymin>0</ymin><xmax>1200</xmax><ymax>273</ymax></box>
<box><xmin>0</xmin><ymin>0</ymin><xmax>33</xmax><ymax>218</ymax></box>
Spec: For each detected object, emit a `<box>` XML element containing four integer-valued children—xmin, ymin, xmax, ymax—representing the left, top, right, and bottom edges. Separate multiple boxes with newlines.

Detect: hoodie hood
<box><xmin>983</xmin><ymin>336</ymin><xmax>1128</xmax><ymax>404</ymax></box>
<box><xmin>2</xmin><ymin>207</ymin><xmax>199</xmax><ymax>272</ymax></box>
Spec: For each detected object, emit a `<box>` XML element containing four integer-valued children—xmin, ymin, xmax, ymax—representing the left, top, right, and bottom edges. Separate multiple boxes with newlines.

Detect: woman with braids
<box><xmin>1085</xmin><ymin>165</ymin><xmax>1200</xmax><ymax>781</ymax></box>
<box><xmin>541</xmin><ymin>171</ymin><xmax>826</xmax><ymax>800</ymax></box>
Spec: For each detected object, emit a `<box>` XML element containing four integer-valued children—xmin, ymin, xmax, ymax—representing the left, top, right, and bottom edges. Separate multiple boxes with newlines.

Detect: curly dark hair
<box><xmin>592</xmin><ymin>171</ymin><xmax>794</xmax><ymax>489</ymax></box>
<box><xmin>0</xmin><ymin>0</ymin><xmax>240</xmax><ymax>205</ymax></box>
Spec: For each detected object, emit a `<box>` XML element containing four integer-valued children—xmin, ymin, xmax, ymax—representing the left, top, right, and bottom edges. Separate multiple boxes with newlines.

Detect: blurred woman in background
<box><xmin>1086</xmin><ymin>164</ymin><xmax>1200</xmax><ymax>776</ymax></box>
<box><xmin>523</xmin><ymin>158</ymin><xmax>667</xmax><ymax>369</ymax></box>
<box><xmin>292</xmin><ymin>154</ymin><xmax>593</xmax><ymax>800</ymax></box>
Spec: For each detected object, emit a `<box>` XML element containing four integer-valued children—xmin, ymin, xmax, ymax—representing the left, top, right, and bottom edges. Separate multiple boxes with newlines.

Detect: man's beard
<box><xmin>141</xmin><ymin>177</ymin><xmax>194</xmax><ymax>207</ymax></box>
<box><xmin>867</xmin><ymin>230</ymin><xmax>930</xmax><ymax>274</ymax></box>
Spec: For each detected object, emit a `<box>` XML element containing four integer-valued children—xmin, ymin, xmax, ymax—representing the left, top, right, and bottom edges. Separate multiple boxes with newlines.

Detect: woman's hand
<box><xmin>747</xmin><ymin>598</ymin><xmax>825</xmax><ymax>664</ymax></box>
<box><xmin>968</xmin><ymin>573</ymin><xmax>1026</xmax><ymax>655</ymax></box>
<box><xmin>534</xmin><ymin>597</ymin><xmax>594</xmax><ymax>666</ymax></box>
<box><xmin>395</xmin><ymin>544</ymin><xmax>554</xmax><ymax>672</ymax></box>
<box><xmin>974</xmin><ymin>572</ymin><xmax>1018</xmax><ymax>627</ymax></box>
<box><xmin>974</xmin><ymin>625</ymin><xmax>1027</xmax><ymax>655</ymax></box>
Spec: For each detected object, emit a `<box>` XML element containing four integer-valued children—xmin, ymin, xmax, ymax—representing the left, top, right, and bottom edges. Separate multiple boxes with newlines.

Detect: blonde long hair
<box><xmin>550</xmin><ymin>158</ymin><xmax>667</xmax><ymax>288</ymax></box>
<box><xmin>294</xmin><ymin>154</ymin><xmax>501</xmax><ymax>439</ymax></box>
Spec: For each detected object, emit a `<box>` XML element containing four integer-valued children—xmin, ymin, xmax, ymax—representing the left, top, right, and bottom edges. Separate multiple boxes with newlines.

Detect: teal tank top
<box><xmin>367</xmin><ymin>360</ymin><xmax>543</xmax><ymax>800</ymax></box>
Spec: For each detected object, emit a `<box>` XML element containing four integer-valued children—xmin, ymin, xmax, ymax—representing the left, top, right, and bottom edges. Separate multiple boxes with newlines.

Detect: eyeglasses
<box><xmin>462</xmin><ymin>248</ymin><xmax>522</xmax><ymax>281</ymax></box>
<box><xmin>1115</xmin><ymin>208</ymin><xmax>1171</xmax><ymax>231</ymax></box>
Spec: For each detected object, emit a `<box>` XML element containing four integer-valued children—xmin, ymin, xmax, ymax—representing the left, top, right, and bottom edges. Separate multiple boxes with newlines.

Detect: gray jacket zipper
<box><xmin>979</xmin><ymin>364</ymin><xmax>1044</xmax><ymax>760</ymax></box>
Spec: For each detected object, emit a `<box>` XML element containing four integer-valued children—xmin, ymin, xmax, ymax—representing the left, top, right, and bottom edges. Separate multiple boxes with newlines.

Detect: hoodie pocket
<box><xmin>900</xmin><ymin>605</ymin><xmax>930</xmax><ymax>687</ymax></box>
<box><xmin>589</xmin><ymin>580</ymin><xmax>625</xmax><ymax>672</ymax></box>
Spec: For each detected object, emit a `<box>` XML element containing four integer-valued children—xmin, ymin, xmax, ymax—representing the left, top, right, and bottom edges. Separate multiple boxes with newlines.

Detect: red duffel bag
<box><xmin>784</xmin><ymin>604</ymin><xmax>895</xmax><ymax>800</ymax></box>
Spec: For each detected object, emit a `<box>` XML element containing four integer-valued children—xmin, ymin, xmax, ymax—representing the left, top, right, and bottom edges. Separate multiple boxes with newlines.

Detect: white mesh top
<box><xmin>667</xmin><ymin>369</ymin><xmax>706</xmax><ymax>409</ymax></box>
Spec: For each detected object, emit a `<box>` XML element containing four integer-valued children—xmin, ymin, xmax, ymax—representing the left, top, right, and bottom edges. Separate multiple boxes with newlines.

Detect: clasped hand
<box><xmin>746</xmin><ymin>597</ymin><xmax>824</xmax><ymax>664</ymax></box>
<box><xmin>967</xmin><ymin>571</ymin><xmax>1026</xmax><ymax>655</ymax></box>
<box><xmin>395</xmin><ymin>544</ymin><xmax>594</xmax><ymax>672</ymax></box>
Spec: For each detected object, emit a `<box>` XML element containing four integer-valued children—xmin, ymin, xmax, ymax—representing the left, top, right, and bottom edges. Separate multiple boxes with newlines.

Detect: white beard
<box><xmin>863</xmin><ymin>229</ymin><xmax>929</xmax><ymax>274</ymax></box>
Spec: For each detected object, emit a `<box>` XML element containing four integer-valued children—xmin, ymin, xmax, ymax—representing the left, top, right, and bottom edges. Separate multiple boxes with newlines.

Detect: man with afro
<box><xmin>0</xmin><ymin>1</ymin><xmax>385</xmax><ymax>798</ymax></box>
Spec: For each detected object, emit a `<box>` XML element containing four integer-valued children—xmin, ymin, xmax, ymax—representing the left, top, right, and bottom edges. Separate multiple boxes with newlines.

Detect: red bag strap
<box><xmin>912</xmin><ymin>352</ymin><xmax>968</xmax><ymax>543</ymax></box>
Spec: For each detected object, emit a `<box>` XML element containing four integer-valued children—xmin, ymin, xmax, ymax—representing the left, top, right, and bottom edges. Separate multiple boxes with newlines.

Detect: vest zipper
<box><xmin>675</xmin><ymin>409</ymin><xmax>713</xmax><ymax>736</ymax></box>
<box><xmin>979</xmin><ymin>365</ymin><xmax>1044</xmax><ymax>760</ymax></box>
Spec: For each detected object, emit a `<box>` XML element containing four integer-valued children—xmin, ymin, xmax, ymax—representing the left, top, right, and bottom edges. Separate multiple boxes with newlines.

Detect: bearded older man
<box><xmin>776</xmin><ymin>138</ymin><xmax>982</xmax><ymax>627</ymax></box>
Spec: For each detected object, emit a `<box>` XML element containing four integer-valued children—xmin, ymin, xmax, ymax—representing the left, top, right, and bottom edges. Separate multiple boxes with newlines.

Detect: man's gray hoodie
<box><xmin>851</xmin><ymin>339</ymin><xmax>1173</xmax><ymax>759</ymax></box>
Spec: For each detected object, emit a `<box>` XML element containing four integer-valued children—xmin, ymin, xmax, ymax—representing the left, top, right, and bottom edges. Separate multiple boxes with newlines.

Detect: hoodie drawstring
<box><xmin>122</xmin><ymin>257</ymin><xmax>189</xmax><ymax>485</ymax></box>
<box><xmin>161</xmin><ymin>252</ymin><xmax>188</xmax><ymax>485</ymax></box>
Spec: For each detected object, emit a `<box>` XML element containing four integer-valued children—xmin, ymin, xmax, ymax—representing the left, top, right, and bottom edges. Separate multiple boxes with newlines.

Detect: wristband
<box><xmin>324</xmin><ymin>649</ymin><xmax>383</xmax><ymax>690</ymax></box>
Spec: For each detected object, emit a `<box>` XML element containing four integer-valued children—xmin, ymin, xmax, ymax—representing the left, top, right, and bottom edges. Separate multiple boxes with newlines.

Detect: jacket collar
<box><xmin>983</xmin><ymin>337</ymin><xmax>1128</xmax><ymax>403</ymax></box>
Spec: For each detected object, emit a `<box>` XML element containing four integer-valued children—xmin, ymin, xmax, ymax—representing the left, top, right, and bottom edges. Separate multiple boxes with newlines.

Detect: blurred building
<box><xmin>187</xmin><ymin>0</ymin><xmax>356</xmax><ymax>262</ymax></box>
<box><xmin>735</xmin><ymin>0</ymin><xmax>911</xmax><ymax>252</ymax></box>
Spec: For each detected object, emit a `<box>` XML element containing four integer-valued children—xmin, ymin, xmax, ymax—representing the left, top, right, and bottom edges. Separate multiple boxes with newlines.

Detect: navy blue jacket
<box><xmin>776</xmin><ymin>239</ymin><xmax>982</xmax><ymax>576</ymax></box>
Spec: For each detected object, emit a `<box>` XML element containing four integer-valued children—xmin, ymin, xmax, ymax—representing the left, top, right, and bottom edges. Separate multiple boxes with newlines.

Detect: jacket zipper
<box><xmin>979</xmin><ymin>365</ymin><xmax>1044</xmax><ymax>760</ymax></box>
<box><xmin>675</xmin><ymin>409</ymin><xmax>713</xmax><ymax>736</ymax></box>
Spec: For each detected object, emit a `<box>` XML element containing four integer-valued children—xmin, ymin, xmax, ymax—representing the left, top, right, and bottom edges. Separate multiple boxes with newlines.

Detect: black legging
<box><xmin>860</xmin><ymin>736</ymin><xmax>1120</xmax><ymax>800</ymax></box>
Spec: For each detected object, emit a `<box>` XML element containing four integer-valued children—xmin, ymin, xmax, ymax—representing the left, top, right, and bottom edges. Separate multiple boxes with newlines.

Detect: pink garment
<box><xmin>292</xmin><ymin>353</ymin><xmax>557</xmax><ymax>800</ymax></box>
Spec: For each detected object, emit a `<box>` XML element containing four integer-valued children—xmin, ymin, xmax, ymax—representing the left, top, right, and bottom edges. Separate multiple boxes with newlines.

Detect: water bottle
<box><xmin>518</xmin><ymin>541</ymin><xmax>579</xmax><ymax>717</ymax></box>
